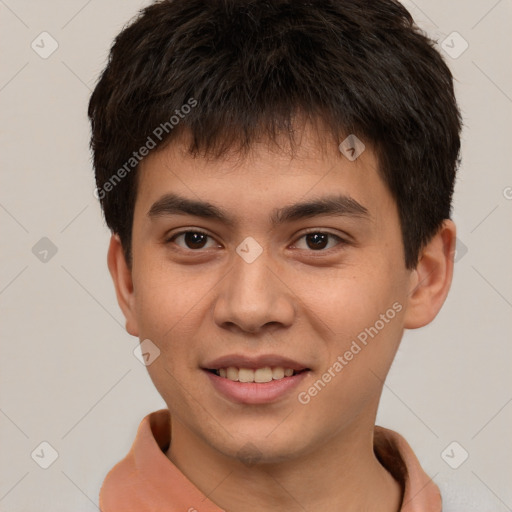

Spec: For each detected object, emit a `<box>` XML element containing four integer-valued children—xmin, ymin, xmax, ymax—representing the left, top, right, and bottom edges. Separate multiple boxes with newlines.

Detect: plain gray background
<box><xmin>1</xmin><ymin>0</ymin><xmax>511</xmax><ymax>510</ymax></box>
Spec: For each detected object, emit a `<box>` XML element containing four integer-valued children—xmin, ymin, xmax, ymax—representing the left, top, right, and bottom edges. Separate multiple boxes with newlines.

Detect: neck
<box><xmin>166</xmin><ymin>416</ymin><xmax>402</xmax><ymax>512</ymax></box>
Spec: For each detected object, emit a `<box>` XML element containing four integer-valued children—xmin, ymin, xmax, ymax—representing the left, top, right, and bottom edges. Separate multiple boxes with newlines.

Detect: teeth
<box><xmin>272</xmin><ymin>367</ymin><xmax>284</xmax><ymax>379</ymax></box>
<box><xmin>215</xmin><ymin>366</ymin><xmax>300</xmax><ymax>383</ymax></box>
<box><xmin>239</xmin><ymin>368</ymin><xmax>254</xmax><ymax>382</ymax></box>
<box><xmin>226</xmin><ymin>367</ymin><xmax>238</xmax><ymax>381</ymax></box>
<box><xmin>255</xmin><ymin>367</ymin><xmax>273</xmax><ymax>383</ymax></box>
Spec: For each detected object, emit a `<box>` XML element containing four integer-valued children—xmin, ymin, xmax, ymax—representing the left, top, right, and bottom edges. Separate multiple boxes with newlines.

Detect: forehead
<box><xmin>134</xmin><ymin>125</ymin><xmax>395</xmax><ymax>230</ymax></box>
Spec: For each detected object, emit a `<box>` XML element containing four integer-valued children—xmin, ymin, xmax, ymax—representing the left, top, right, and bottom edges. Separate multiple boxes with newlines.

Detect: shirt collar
<box><xmin>100</xmin><ymin>409</ymin><xmax>441</xmax><ymax>512</ymax></box>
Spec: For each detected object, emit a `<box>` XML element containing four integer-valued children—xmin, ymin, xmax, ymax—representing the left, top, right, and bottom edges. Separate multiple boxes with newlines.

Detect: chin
<box><xmin>214</xmin><ymin>429</ymin><xmax>308</xmax><ymax>466</ymax></box>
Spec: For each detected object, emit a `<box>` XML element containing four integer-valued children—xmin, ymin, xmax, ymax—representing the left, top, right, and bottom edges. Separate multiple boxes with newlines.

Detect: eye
<box><xmin>167</xmin><ymin>230</ymin><xmax>220</xmax><ymax>250</ymax></box>
<box><xmin>166</xmin><ymin>229</ymin><xmax>346</xmax><ymax>253</ymax></box>
<box><xmin>293</xmin><ymin>230</ymin><xmax>345</xmax><ymax>251</ymax></box>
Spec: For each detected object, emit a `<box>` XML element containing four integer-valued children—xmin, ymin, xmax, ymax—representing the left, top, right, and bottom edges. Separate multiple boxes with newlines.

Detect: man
<box><xmin>88</xmin><ymin>0</ymin><xmax>461</xmax><ymax>510</ymax></box>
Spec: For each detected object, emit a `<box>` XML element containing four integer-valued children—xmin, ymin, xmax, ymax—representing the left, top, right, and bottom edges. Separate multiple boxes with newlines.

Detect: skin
<box><xmin>108</xmin><ymin>123</ymin><xmax>456</xmax><ymax>512</ymax></box>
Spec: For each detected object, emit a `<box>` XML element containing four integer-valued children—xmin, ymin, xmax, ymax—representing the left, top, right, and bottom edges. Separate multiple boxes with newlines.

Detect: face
<box><xmin>112</xmin><ymin>125</ymin><xmax>435</xmax><ymax>464</ymax></box>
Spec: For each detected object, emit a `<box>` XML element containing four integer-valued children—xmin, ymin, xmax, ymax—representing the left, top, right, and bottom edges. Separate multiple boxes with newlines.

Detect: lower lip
<box><xmin>204</xmin><ymin>370</ymin><xmax>309</xmax><ymax>405</ymax></box>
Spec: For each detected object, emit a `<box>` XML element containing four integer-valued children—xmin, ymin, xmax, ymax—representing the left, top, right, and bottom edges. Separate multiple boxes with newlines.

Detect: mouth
<box><xmin>205</xmin><ymin>366</ymin><xmax>310</xmax><ymax>383</ymax></box>
<box><xmin>202</xmin><ymin>357</ymin><xmax>311</xmax><ymax>404</ymax></box>
<box><xmin>202</xmin><ymin>355</ymin><xmax>311</xmax><ymax>404</ymax></box>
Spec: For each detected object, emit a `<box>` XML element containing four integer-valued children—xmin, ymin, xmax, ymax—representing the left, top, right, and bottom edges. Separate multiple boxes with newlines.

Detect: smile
<box><xmin>208</xmin><ymin>366</ymin><xmax>307</xmax><ymax>383</ymax></box>
<box><xmin>204</xmin><ymin>368</ymin><xmax>310</xmax><ymax>405</ymax></box>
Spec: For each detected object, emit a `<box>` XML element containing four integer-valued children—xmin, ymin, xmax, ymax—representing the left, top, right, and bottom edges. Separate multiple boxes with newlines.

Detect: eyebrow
<box><xmin>147</xmin><ymin>192</ymin><xmax>369</xmax><ymax>227</ymax></box>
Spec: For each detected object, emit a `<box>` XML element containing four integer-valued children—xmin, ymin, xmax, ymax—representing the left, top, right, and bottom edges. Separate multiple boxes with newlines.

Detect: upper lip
<box><xmin>203</xmin><ymin>354</ymin><xmax>310</xmax><ymax>371</ymax></box>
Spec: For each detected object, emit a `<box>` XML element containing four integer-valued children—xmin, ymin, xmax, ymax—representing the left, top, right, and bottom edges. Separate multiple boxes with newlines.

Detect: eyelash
<box><xmin>165</xmin><ymin>228</ymin><xmax>347</xmax><ymax>253</ymax></box>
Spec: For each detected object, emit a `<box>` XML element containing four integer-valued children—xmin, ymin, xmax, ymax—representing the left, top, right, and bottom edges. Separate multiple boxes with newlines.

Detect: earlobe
<box><xmin>107</xmin><ymin>234</ymin><xmax>139</xmax><ymax>337</ymax></box>
<box><xmin>403</xmin><ymin>220</ymin><xmax>456</xmax><ymax>329</ymax></box>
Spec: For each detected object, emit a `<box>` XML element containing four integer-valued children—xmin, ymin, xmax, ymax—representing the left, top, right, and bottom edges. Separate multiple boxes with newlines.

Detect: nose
<box><xmin>213</xmin><ymin>245</ymin><xmax>296</xmax><ymax>335</ymax></box>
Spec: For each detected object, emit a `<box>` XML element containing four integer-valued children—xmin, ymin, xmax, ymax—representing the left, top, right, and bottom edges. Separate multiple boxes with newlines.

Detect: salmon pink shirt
<box><xmin>99</xmin><ymin>409</ymin><xmax>441</xmax><ymax>511</ymax></box>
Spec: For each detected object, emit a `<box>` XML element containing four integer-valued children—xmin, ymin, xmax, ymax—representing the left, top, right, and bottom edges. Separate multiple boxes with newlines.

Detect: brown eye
<box><xmin>169</xmin><ymin>230</ymin><xmax>217</xmax><ymax>250</ymax></box>
<box><xmin>294</xmin><ymin>231</ymin><xmax>344</xmax><ymax>251</ymax></box>
<box><xmin>305</xmin><ymin>233</ymin><xmax>329</xmax><ymax>250</ymax></box>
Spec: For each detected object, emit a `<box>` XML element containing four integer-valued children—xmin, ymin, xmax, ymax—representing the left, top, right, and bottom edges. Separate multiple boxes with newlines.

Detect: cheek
<box><xmin>133</xmin><ymin>274</ymin><xmax>202</xmax><ymax>398</ymax></box>
<box><xmin>295</xmin><ymin>266</ymin><xmax>399</xmax><ymax>334</ymax></box>
<box><xmin>132</xmin><ymin>274</ymin><xmax>190</xmax><ymax>375</ymax></box>
<box><xmin>133</xmin><ymin>256</ymin><xmax>205</xmax><ymax>335</ymax></box>
<box><xmin>296</xmin><ymin>263</ymin><xmax>407</xmax><ymax>380</ymax></box>
<box><xmin>296</xmin><ymin>298</ymin><xmax>405</xmax><ymax>430</ymax></box>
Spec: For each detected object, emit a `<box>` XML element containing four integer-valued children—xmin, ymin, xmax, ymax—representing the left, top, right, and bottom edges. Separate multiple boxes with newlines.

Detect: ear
<box><xmin>403</xmin><ymin>219</ymin><xmax>456</xmax><ymax>329</ymax></box>
<box><xmin>107</xmin><ymin>234</ymin><xmax>139</xmax><ymax>337</ymax></box>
